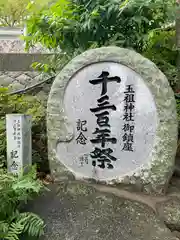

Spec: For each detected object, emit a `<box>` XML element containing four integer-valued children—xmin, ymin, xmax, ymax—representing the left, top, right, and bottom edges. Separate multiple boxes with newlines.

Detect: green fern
<box><xmin>0</xmin><ymin>221</ymin><xmax>9</xmax><ymax>238</ymax></box>
<box><xmin>19</xmin><ymin>213</ymin><xmax>45</xmax><ymax>237</ymax></box>
<box><xmin>0</xmin><ymin>166</ymin><xmax>46</xmax><ymax>240</ymax></box>
<box><xmin>5</xmin><ymin>221</ymin><xmax>25</xmax><ymax>240</ymax></box>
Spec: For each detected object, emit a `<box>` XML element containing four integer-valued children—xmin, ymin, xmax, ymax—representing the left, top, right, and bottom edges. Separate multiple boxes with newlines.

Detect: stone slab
<box><xmin>24</xmin><ymin>182</ymin><xmax>178</xmax><ymax>240</ymax></box>
<box><xmin>6</xmin><ymin>114</ymin><xmax>32</xmax><ymax>174</ymax></box>
<box><xmin>47</xmin><ymin>47</ymin><xmax>178</xmax><ymax>194</ymax></box>
<box><xmin>58</xmin><ymin>62</ymin><xmax>158</xmax><ymax>180</ymax></box>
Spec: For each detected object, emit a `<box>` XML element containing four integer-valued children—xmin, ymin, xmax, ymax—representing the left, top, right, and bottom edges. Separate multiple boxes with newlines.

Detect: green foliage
<box><xmin>143</xmin><ymin>28</ymin><xmax>178</xmax><ymax>90</ymax></box>
<box><xmin>24</xmin><ymin>0</ymin><xmax>176</xmax><ymax>54</ymax></box>
<box><xmin>0</xmin><ymin>0</ymin><xmax>51</xmax><ymax>27</ymax></box>
<box><xmin>23</xmin><ymin>0</ymin><xmax>179</xmax><ymax>133</ymax></box>
<box><xmin>176</xmin><ymin>98</ymin><xmax>180</xmax><ymax>124</ymax></box>
<box><xmin>24</xmin><ymin>0</ymin><xmax>179</xmax><ymax>88</ymax></box>
<box><xmin>0</xmin><ymin>0</ymin><xmax>29</xmax><ymax>26</ymax></box>
<box><xmin>31</xmin><ymin>113</ymin><xmax>48</xmax><ymax>174</ymax></box>
<box><xmin>23</xmin><ymin>0</ymin><xmax>179</xmax><ymax>122</ymax></box>
<box><xmin>0</xmin><ymin>87</ymin><xmax>47</xmax><ymax>172</ymax></box>
<box><xmin>0</xmin><ymin>88</ymin><xmax>47</xmax><ymax>239</ymax></box>
<box><xmin>0</xmin><ymin>165</ymin><xmax>45</xmax><ymax>240</ymax></box>
<box><xmin>176</xmin><ymin>96</ymin><xmax>180</xmax><ymax>156</ymax></box>
<box><xmin>24</xmin><ymin>0</ymin><xmax>74</xmax><ymax>51</ymax></box>
<box><xmin>24</xmin><ymin>0</ymin><xmax>178</xmax><ymax>90</ymax></box>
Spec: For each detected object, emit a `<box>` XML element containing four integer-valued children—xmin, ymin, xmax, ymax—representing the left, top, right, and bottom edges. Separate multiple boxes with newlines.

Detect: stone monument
<box><xmin>47</xmin><ymin>47</ymin><xmax>178</xmax><ymax>194</ymax></box>
<box><xmin>6</xmin><ymin>114</ymin><xmax>32</xmax><ymax>174</ymax></box>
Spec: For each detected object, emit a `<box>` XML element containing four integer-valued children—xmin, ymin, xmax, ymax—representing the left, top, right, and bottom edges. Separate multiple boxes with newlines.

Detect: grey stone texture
<box><xmin>0</xmin><ymin>39</ymin><xmax>26</xmax><ymax>53</ymax></box>
<box><xmin>0</xmin><ymin>37</ymin><xmax>54</xmax><ymax>97</ymax></box>
<box><xmin>24</xmin><ymin>182</ymin><xmax>178</xmax><ymax>240</ymax></box>
<box><xmin>0</xmin><ymin>71</ymin><xmax>48</xmax><ymax>89</ymax></box>
<box><xmin>155</xmin><ymin>178</ymin><xmax>180</xmax><ymax>231</ymax></box>
<box><xmin>0</xmin><ymin>70</ymin><xmax>52</xmax><ymax>101</ymax></box>
<box><xmin>0</xmin><ymin>39</ymin><xmax>47</xmax><ymax>53</ymax></box>
<box><xmin>47</xmin><ymin>46</ymin><xmax>178</xmax><ymax>195</ymax></box>
<box><xmin>156</xmin><ymin>197</ymin><xmax>180</xmax><ymax>231</ymax></box>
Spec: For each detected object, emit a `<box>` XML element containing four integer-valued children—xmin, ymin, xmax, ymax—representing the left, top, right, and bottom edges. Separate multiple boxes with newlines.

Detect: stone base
<box><xmin>24</xmin><ymin>180</ymin><xmax>180</xmax><ymax>240</ymax></box>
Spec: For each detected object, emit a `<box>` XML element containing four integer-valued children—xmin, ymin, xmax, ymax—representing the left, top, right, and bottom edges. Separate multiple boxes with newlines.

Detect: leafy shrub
<box><xmin>0</xmin><ymin>165</ymin><xmax>45</xmax><ymax>240</ymax></box>
<box><xmin>25</xmin><ymin>0</ymin><xmax>176</xmax><ymax>54</ymax></box>
<box><xmin>31</xmin><ymin>114</ymin><xmax>49</xmax><ymax>174</ymax></box>
<box><xmin>143</xmin><ymin>28</ymin><xmax>178</xmax><ymax>90</ymax></box>
<box><xmin>175</xmin><ymin>95</ymin><xmax>180</xmax><ymax>157</ymax></box>
<box><xmin>177</xmin><ymin>98</ymin><xmax>180</xmax><ymax>125</ymax></box>
<box><xmin>0</xmin><ymin>87</ymin><xmax>49</xmax><ymax>173</ymax></box>
<box><xmin>24</xmin><ymin>0</ymin><xmax>178</xmax><ymax>91</ymax></box>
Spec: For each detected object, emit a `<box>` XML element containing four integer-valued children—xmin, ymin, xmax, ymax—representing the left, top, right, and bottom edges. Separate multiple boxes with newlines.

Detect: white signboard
<box><xmin>57</xmin><ymin>62</ymin><xmax>158</xmax><ymax>181</ymax></box>
<box><xmin>6</xmin><ymin>114</ymin><xmax>32</xmax><ymax>174</ymax></box>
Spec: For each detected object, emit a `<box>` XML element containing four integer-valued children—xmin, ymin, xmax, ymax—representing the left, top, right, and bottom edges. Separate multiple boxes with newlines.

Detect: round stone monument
<box><xmin>47</xmin><ymin>47</ymin><xmax>178</xmax><ymax>194</ymax></box>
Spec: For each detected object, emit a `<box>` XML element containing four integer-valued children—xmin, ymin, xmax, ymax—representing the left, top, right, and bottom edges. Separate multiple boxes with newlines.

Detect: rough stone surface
<box><xmin>167</xmin><ymin>177</ymin><xmax>180</xmax><ymax>194</ymax></box>
<box><xmin>0</xmin><ymin>39</ymin><xmax>47</xmax><ymax>53</ymax></box>
<box><xmin>152</xmin><ymin>178</ymin><xmax>180</xmax><ymax>232</ymax></box>
<box><xmin>0</xmin><ymin>75</ymin><xmax>14</xmax><ymax>86</ymax></box>
<box><xmin>0</xmin><ymin>37</ymin><xmax>54</xmax><ymax>96</ymax></box>
<box><xmin>0</xmin><ymin>70</ymin><xmax>52</xmax><ymax>95</ymax></box>
<box><xmin>24</xmin><ymin>182</ymin><xmax>178</xmax><ymax>240</ymax></box>
<box><xmin>8</xmin><ymin>81</ymin><xmax>25</xmax><ymax>91</ymax></box>
<box><xmin>173</xmin><ymin>231</ymin><xmax>180</xmax><ymax>239</ymax></box>
<box><xmin>47</xmin><ymin>46</ymin><xmax>178</xmax><ymax>195</ymax></box>
<box><xmin>16</xmin><ymin>73</ymin><xmax>32</xmax><ymax>84</ymax></box>
<box><xmin>156</xmin><ymin>197</ymin><xmax>180</xmax><ymax>231</ymax></box>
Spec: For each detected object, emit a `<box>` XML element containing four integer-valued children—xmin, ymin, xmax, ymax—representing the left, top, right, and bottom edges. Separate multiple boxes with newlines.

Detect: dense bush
<box><xmin>0</xmin><ymin>165</ymin><xmax>45</xmax><ymax>240</ymax></box>
<box><xmin>143</xmin><ymin>27</ymin><xmax>178</xmax><ymax>90</ymax></box>
<box><xmin>24</xmin><ymin>0</ymin><xmax>176</xmax><ymax>74</ymax></box>
<box><xmin>25</xmin><ymin>0</ymin><xmax>175</xmax><ymax>52</ymax></box>
<box><xmin>176</xmin><ymin>97</ymin><xmax>180</xmax><ymax>125</ymax></box>
<box><xmin>0</xmin><ymin>87</ymin><xmax>48</xmax><ymax>173</ymax></box>
<box><xmin>23</xmin><ymin>0</ymin><xmax>177</xmax><ymax>88</ymax></box>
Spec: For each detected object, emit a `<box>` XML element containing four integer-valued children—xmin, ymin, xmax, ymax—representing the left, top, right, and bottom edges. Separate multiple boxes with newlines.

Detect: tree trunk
<box><xmin>176</xmin><ymin>0</ymin><xmax>180</xmax><ymax>91</ymax></box>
